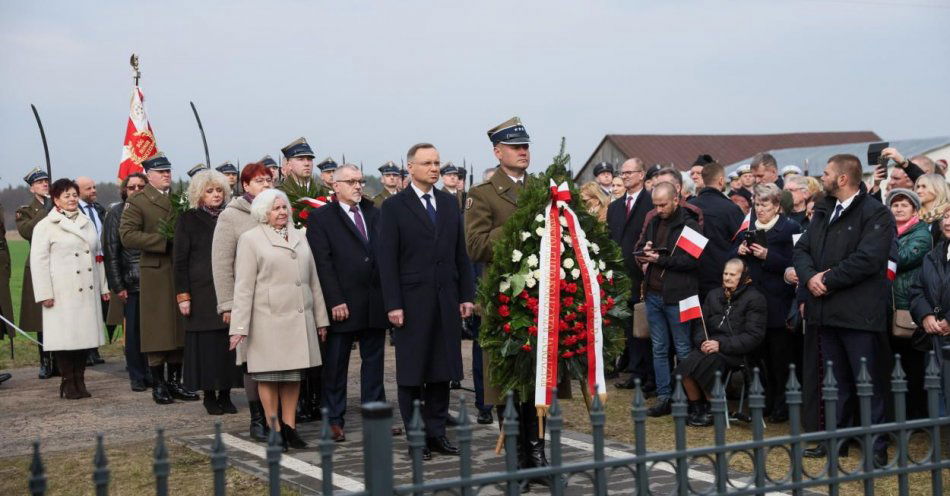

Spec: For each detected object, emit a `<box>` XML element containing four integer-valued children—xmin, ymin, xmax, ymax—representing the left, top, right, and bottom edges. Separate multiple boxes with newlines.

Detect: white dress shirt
<box><xmin>410</xmin><ymin>182</ymin><xmax>437</xmax><ymax>211</ymax></box>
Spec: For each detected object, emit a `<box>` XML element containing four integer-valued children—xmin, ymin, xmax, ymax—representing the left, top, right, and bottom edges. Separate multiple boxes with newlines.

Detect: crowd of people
<box><xmin>3</xmin><ymin>122</ymin><xmax>948</xmax><ymax>470</ymax></box>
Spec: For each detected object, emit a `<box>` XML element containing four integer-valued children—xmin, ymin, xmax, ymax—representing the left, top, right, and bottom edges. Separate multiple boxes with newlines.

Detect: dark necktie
<box><xmin>829</xmin><ymin>204</ymin><xmax>844</xmax><ymax>224</ymax></box>
<box><xmin>84</xmin><ymin>204</ymin><xmax>99</xmax><ymax>233</ymax></box>
<box><xmin>422</xmin><ymin>193</ymin><xmax>437</xmax><ymax>225</ymax></box>
<box><xmin>625</xmin><ymin>195</ymin><xmax>633</xmax><ymax>217</ymax></box>
<box><xmin>350</xmin><ymin>205</ymin><xmax>368</xmax><ymax>240</ymax></box>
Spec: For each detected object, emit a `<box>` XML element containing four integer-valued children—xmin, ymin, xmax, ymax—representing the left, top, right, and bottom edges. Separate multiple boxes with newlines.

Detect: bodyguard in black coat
<box><xmin>378</xmin><ymin>144</ymin><xmax>475</xmax><ymax>457</ymax></box>
<box><xmin>307</xmin><ymin>168</ymin><xmax>390</xmax><ymax>439</ymax></box>
<box><xmin>688</xmin><ymin>165</ymin><xmax>744</xmax><ymax>299</ymax></box>
<box><xmin>793</xmin><ymin>156</ymin><xmax>894</xmax><ymax>461</ymax></box>
<box><xmin>606</xmin><ymin>158</ymin><xmax>655</xmax><ymax>390</ymax></box>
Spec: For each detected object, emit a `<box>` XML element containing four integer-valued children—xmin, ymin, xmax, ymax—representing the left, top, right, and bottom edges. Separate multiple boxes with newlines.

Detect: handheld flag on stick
<box><xmin>675</xmin><ymin>225</ymin><xmax>708</xmax><ymax>259</ymax></box>
<box><xmin>732</xmin><ymin>212</ymin><xmax>751</xmax><ymax>241</ymax></box>
<box><xmin>679</xmin><ymin>295</ymin><xmax>709</xmax><ymax>340</ymax></box>
<box><xmin>886</xmin><ymin>259</ymin><xmax>897</xmax><ymax>281</ymax></box>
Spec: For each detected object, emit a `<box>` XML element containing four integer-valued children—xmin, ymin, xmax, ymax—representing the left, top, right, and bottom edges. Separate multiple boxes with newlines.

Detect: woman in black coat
<box><xmin>675</xmin><ymin>258</ymin><xmax>767</xmax><ymax>427</ymax></box>
<box><xmin>731</xmin><ymin>183</ymin><xmax>802</xmax><ymax>423</ymax></box>
<box><xmin>174</xmin><ymin>170</ymin><xmax>243</xmax><ymax>415</ymax></box>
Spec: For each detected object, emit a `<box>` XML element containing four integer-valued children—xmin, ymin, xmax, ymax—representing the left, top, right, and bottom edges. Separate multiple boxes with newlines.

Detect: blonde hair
<box><xmin>187</xmin><ymin>169</ymin><xmax>232</xmax><ymax>209</ymax></box>
<box><xmin>915</xmin><ymin>173</ymin><xmax>950</xmax><ymax>218</ymax></box>
<box><xmin>580</xmin><ymin>181</ymin><xmax>610</xmax><ymax>222</ymax></box>
<box><xmin>805</xmin><ymin>176</ymin><xmax>822</xmax><ymax>197</ymax></box>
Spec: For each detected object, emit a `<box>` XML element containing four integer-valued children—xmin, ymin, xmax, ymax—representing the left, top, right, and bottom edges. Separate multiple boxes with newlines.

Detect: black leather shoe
<box><xmin>203</xmin><ymin>391</ymin><xmax>224</xmax><ymax>415</ymax></box>
<box><xmin>280</xmin><ymin>422</ymin><xmax>309</xmax><ymax>450</ymax></box>
<box><xmin>476</xmin><ymin>409</ymin><xmax>494</xmax><ymax>425</ymax></box>
<box><xmin>614</xmin><ymin>377</ymin><xmax>637</xmax><ymax>389</ymax></box>
<box><xmin>217</xmin><ymin>390</ymin><xmax>238</xmax><ymax>414</ymax></box>
<box><xmin>0</xmin><ymin>372</ymin><xmax>11</xmax><ymax>385</ymax></box>
<box><xmin>874</xmin><ymin>448</ymin><xmax>888</xmax><ymax>468</ymax></box>
<box><xmin>88</xmin><ymin>349</ymin><xmax>105</xmax><ymax>365</ymax></box>
<box><xmin>642</xmin><ymin>381</ymin><xmax>657</xmax><ymax>393</ymax></box>
<box><xmin>408</xmin><ymin>446</ymin><xmax>432</xmax><ymax>461</ymax></box>
<box><xmin>647</xmin><ymin>397</ymin><xmax>672</xmax><ymax>417</ymax></box>
<box><xmin>38</xmin><ymin>352</ymin><xmax>56</xmax><ymax>379</ymax></box>
<box><xmin>130</xmin><ymin>380</ymin><xmax>147</xmax><ymax>392</ymax></box>
<box><xmin>152</xmin><ymin>382</ymin><xmax>174</xmax><ymax>405</ymax></box>
<box><xmin>802</xmin><ymin>443</ymin><xmax>850</xmax><ymax>458</ymax></box>
<box><xmin>449</xmin><ymin>380</ymin><xmax>462</xmax><ymax>390</ymax></box>
<box><xmin>166</xmin><ymin>364</ymin><xmax>199</xmax><ymax>401</ymax></box>
<box><xmin>427</xmin><ymin>436</ymin><xmax>461</xmax><ymax>456</ymax></box>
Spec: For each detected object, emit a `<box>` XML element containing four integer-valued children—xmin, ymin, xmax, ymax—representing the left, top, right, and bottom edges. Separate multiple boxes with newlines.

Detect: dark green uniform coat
<box><xmin>15</xmin><ymin>197</ymin><xmax>47</xmax><ymax>334</ymax></box>
<box><xmin>0</xmin><ymin>203</ymin><xmax>14</xmax><ymax>338</ymax></box>
<box><xmin>373</xmin><ymin>188</ymin><xmax>396</xmax><ymax>209</ymax></box>
<box><xmin>119</xmin><ymin>184</ymin><xmax>184</xmax><ymax>353</ymax></box>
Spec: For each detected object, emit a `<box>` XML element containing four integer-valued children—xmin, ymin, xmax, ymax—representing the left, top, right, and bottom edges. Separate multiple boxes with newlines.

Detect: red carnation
<box><xmin>572</xmin><ymin>321</ymin><xmax>584</xmax><ymax>331</ymax></box>
<box><xmin>604</xmin><ymin>318</ymin><xmax>612</xmax><ymax>326</ymax></box>
<box><xmin>608</xmin><ymin>277</ymin><xmax>614</xmax><ymax>286</ymax></box>
<box><xmin>597</xmin><ymin>273</ymin><xmax>604</xmax><ymax>284</ymax></box>
<box><xmin>566</xmin><ymin>283</ymin><xmax>578</xmax><ymax>293</ymax></box>
<box><xmin>503</xmin><ymin>323</ymin><xmax>512</xmax><ymax>334</ymax></box>
<box><xmin>559</xmin><ymin>320</ymin><xmax>570</xmax><ymax>330</ymax></box>
<box><xmin>527</xmin><ymin>326</ymin><xmax>538</xmax><ymax>336</ymax></box>
<box><xmin>600</xmin><ymin>289</ymin><xmax>606</xmax><ymax>298</ymax></box>
<box><xmin>564</xmin><ymin>312</ymin><xmax>576</xmax><ymax>322</ymax></box>
<box><xmin>562</xmin><ymin>296</ymin><xmax>574</xmax><ymax>307</ymax></box>
<box><xmin>521</xmin><ymin>344</ymin><xmax>532</xmax><ymax>352</ymax></box>
<box><xmin>498</xmin><ymin>293</ymin><xmax>510</xmax><ymax>304</ymax></box>
<box><xmin>576</xmin><ymin>347</ymin><xmax>587</xmax><ymax>355</ymax></box>
<box><xmin>576</xmin><ymin>303</ymin><xmax>587</xmax><ymax>314</ymax></box>
<box><xmin>561</xmin><ymin>351</ymin><xmax>575</xmax><ymax>358</ymax></box>
<box><xmin>606</xmin><ymin>297</ymin><xmax>615</xmax><ymax>308</ymax></box>
<box><xmin>498</xmin><ymin>305</ymin><xmax>510</xmax><ymax>317</ymax></box>
<box><xmin>559</xmin><ymin>280</ymin><xmax>568</xmax><ymax>290</ymax></box>
<box><xmin>519</xmin><ymin>290</ymin><xmax>530</xmax><ymax>300</ymax></box>
<box><xmin>299</xmin><ymin>209</ymin><xmax>310</xmax><ymax>220</ymax></box>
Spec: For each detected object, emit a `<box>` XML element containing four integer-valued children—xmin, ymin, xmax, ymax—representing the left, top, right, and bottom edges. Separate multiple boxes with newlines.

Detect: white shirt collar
<box><xmin>410</xmin><ymin>182</ymin><xmax>434</xmax><ymax>198</ymax></box>
<box><xmin>834</xmin><ymin>190</ymin><xmax>860</xmax><ymax>212</ymax></box>
<box><xmin>507</xmin><ymin>174</ymin><xmax>524</xmax><ymax>185</ymax></box>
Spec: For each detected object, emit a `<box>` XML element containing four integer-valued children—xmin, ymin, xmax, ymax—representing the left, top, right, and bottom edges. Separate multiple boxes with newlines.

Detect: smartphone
<box><xmin>633</xmin><ymin>247</ymin><xmax>670</xmax><ymax>256</ymax></box>
<box><xmin>867</xmin><ymin>142</ymin><xmax>890</xmax><ymax>168</ymax></box>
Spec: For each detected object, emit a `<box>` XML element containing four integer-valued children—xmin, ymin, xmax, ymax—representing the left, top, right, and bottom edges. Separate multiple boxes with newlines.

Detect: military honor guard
<box><xmin>440</xmin><ymin>163</ymin><xmax>465</xmax><ymax>209</ymax></box>
<box><xmin>316</xmin><ymin>157</ymin><xmax>338</xmax><ymax>196</ymax></box>
<box><xmin>592</xmin><ymin>161</ymin><xmax>616</xmax><ymax>198</ymax></box>
<box><xmin>373</xmin><ymin>161</ymin><xmax>401</xmax><ymax>208</ymax></box>
<box><xmin>188</xmin><ymin>163</ymin><xmax>210</xmax><ymax>178</ymax></box>
<box><xmin>260</xmin><ymin>155</ymin><xmax>280</xmax><ymax>184</ymax></box>
<box><xmin>216</xmin><ymin>161</ymin><xmax>239</xmax><ymax>192</ymax></box>
<box><xmin>0</xmin><ymin>201</ymin><xmax>15</xmax><ymax>352</ymax></box>
<box><xmin>17</xmin><ymin>168</ymin><xmax>55</xmax><ymax>379</ymax></box>
<box><xmin>278</xmin><ymin>137</ymin><xmax>328</xmax><ymax>199</ymax></box>
<box><xmin>120</xmin><ymin>153</ymin><xmax>200</xmax><ymax>405</ymax></box>
<box><xmin>378</xmin><ymin>143</ymin><xmax>475</xmax><ymax>460</ymax></box>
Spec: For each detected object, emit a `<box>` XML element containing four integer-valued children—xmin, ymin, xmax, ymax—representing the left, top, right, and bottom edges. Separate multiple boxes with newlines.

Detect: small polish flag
<box><xmin>732</xmin><ymin>212</ymin><xmax>751</xmax><ymax>240</ymax></box>
<box><xmin>675</xmin><ymin>226</ymin><xmax>708</xmax><ymax>259</ymax></box>
<box><xmin>886</xmin><ymin>259</ymin><xmax>897</xmax><ymax>281</ymax></box>
<box><xmin>679</xmin><ymin>295</ymin><xmax>703</xmax><ymax>322</ymax></box>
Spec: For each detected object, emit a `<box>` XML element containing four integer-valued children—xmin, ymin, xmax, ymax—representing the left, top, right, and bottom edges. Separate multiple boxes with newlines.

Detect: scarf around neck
<box><xmin>896</xmin><ymin>215</ymin><xmax>921</xmax><ymax>237</ymax></box>
<box><xmin>754</xmin><ymin>214</ymin><xmax>779</xmax><ymax>231</ymax></box>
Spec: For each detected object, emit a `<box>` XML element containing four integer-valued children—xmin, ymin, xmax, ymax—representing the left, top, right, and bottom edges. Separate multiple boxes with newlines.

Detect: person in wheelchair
<box><xmin>674</xmin><ymin>258</ymin><xmax>767</xmax><ymax>427</ymax></box>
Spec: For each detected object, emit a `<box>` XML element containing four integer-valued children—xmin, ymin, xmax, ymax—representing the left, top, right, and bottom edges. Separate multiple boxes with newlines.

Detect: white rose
<box><xmin>563</xmin><ymin>235</ymin><xmax>572</xmax><ymax>246</ymax></box>
<box><xmin>605</xmin><ymin>270</ymin><xmax>614</xmax><ymax>280</ymax></box>
<box><xmin>560</xmin><ymin>268</ymin><xmax>566</xmax><ymax>279</ymax></box>
<box><xmin>526</xmin><ymin>254</ymin><xmax>539</xmax><ymax>268</ymax></box>
<box><xmin>563</xmin><ymin>258</ymin><xmax>575</xmax><ymax>270</ymax></box>
<box><xmin>499</xmin><ymin>280</ymin><xmax>511</xmax><ymax>292</ymax></box>
<box><xmin>521</xmin><ymin>231</ymin><xmax>532</xmax><ymax>241</ymax></box>
<box><xmin>598</xmin><ymin>260</ymin><xmax>606</xmax><ymax>270</ymax></box>
<box><xmin>512</xmin><ymin>250</ymin><xmax>523</xmax><ymax>263</ymax></box>
<box><xmin>590</xmin><ymin>243</ymin><xmax>600</xmax><ymax>254</ymax></box>
<box><xmin>533</xmin><ymin>270</ymin><xmax>542</xmax><ymax>280</ymax></box>
<box><xmin>536</xmin><ymin>227</ymin><xmax>545</xmax><ymax>237</ymax></box>
<box><xmin>535</xmin><ymin>214</ymin><xmax>545</xmax><ymax>223</ymax></box>
<box><xmin>571</xmin><ymin>268</ymin><xmax>581</xmax><ymax>279</ymax></box>
<box><xmin>525</xmin><ymin>277</ymin><xmax>537</xmax><ymax>288</ymax></box>
<box><xmin>559</xmin><ymin>216</ymin><xmax>568</xmax><ymax>227</ymax></box>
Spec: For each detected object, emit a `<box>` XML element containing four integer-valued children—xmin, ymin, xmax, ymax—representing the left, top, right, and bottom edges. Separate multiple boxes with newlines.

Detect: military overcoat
<box><xmin>0</xmin><ymin>204</ymin><xmax>14</xmax><ymax>338</ymax></box>
<box><xmin>15</xmin><ymin>196</ymin><xmax>48</xmax><ymax>334</ymax></box>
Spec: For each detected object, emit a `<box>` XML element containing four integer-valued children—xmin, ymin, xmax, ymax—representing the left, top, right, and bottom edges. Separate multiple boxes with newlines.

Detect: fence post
<box><xmin>92</xmin><ymin>434</ymin><xmax>109</xmax><ymax>496</ymax></box>
<box><xmin>630</xmin><ymin>380</ymin><xmax>648</xmax><ymax>496</ymax></box>
<box><xmin>748</xmin><ymin>368</ymin><xmax>766</xmax><ymax>491</ymax></box>
<box><xmin>855</xmin><ymin>358</ymin><xmax>874</xmax><ymax>494</ymax></box>
<box><xmin>502</xmin><ymin>392</ymin><xmax>522</xmax><ymax>496</ymax></box>
<box><xmin>710</xmin><ymin>372</ymin><xmax>728</xmax><ymax>495</ymax></box>
<box><xmin>455</xmin><ymin>396</ymin><xmax>474</xmax><ymax>496</ymax></box>
<box><xmin>265</xmin><ymin>417</ymin><xmax>282</xmax><ymax>496</ymax></box>
<box><xmin>318</xmin><ymin>407</ymin><xmax>335</xmax><ymax>496</ymax></box>
<box><xmin>361</xmin><ymin>401</ymin><xmax>394</xmax><ymax>496</ymax></box>
<box><xmin>924</xmin><ymin>351</ymin><xmax>943</xmax><ymax>496</ymax></box>
<box><xmin>822</xmin><ymin>361</ymin><xmax>840</xmax><ymax>496</ymax></box>
<box><xmin>671</xmin><ymin>376</ymin><xmax>688</xmax><ymax>496</ymax></box>
<box><xmin>407</xmin><ymin>399</ymin><xmax>426</xmax><ymax>496</ymax></box>
<box><xmin>891</xmin><ymin>354</ymin><xmax>909</xmax><ymax>496</ymax></box>
<box><xmin>591</xmin><ymin>390</ymin><xmax>607</xmax><ymax>495</ymax></box>
<box><xmin>786</xmin><ymin>364</ymin><xmax>804</xmax><ymax>496</ymax></box>
<box><xmin>154</xmin><ymin>427</ymin><xmax>170</xmax><ymax>496</ymax></box>
<box><xmin>210</xmin><ymin>422</ymin><xmax>228</xmax><ymax>496</ymax></box>
<box><xmin>548</xmin><ymin>389</ymin><xmax>564</xmax><ymax>496</ymax></box>
<box><xmin>29</xmin><ymin>439</ymin><xmax>46</xmax><ymax>496</ymax></box>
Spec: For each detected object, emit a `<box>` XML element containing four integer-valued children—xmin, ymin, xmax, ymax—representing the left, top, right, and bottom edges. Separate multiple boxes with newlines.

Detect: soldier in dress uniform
<box><xmin>440</xmin><ymin>163</ymin><xmax>465</xmax><ymax>210</ymax></box>
<box><xmin>373</xmin><ymin>161</ymin><xmax>401</xmax><ymax>208</ymax></box>
<box><xmin>0</xmin><ymin>201</ymin><xmax>16</xmax><ymax>352</ymax></box>
<box><xmin>16</xmin><ymin>168</ymin><xmax>55</xmax><ymax>379</ymax></box>
<box><xmin>260</xmin><ymin>155</ymin><xmax>280</xmax><ymax>184</ymax></box>
<box><xmin>120</xmin><ymin>153</ymin><xmax>200</xmax><ymax>405</ymax></box>
<box><xmin>466</xmin><ymin>117</ymin><xmax>568</xmax><ymax>487</ymax></box>
<box><xmin>400</xmin><ymin>169</ymin><xmax>410</xmax><ymax>190</ymax></box>
<box><xmin>188</xmin><ymin>163</ymin><xmax>209</xmax><ymax>178</ymax></box>
<box><xmin>216</xmin><ymin>162</ymin><xmax>239</xmax><ymax>192</ymax></box>
<box><xmin>316</xmin><ymin>157</ymin><xmax>338</xmax><ymax>196</ymax></box>
<box><xmin>591</xmin><ymin>161</ymin><xmax>616</xmax><ymax>198</ymax></box>
<box><xmin>278</xmin><ymin>138</ymin><xmax>329</xmax><ymax>200</ymax></box>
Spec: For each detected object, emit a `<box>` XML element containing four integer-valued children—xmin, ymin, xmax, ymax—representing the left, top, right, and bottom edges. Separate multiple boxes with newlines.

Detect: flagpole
<box><xmin>699</xmin><ymin>307</ymin><xmax>710</xmax><ymax>341</ymax></box>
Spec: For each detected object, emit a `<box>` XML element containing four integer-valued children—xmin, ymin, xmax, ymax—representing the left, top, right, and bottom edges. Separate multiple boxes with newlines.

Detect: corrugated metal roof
<box><xmin>724</xmin><ymin>136</ymin><xmax>950</xmax><ymax>175</ymax></box>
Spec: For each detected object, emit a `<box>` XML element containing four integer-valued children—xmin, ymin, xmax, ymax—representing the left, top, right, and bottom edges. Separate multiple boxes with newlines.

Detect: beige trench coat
<box><xmin>30</xmin><ymin>210</ymin><xmax>109</xmax><ymax>351</ymax></box>
<box><xmin>229</xmin><ymin>225</ymin><xmax>329</xmax><ymax>373</ymax></box>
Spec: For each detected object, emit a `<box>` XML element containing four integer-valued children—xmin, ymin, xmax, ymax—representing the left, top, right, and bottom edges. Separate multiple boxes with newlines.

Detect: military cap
<box><xmin>187</xmin><ymin>163</ymin><xmax>209</xmax><ymax>178</ymax></box>
<box><xmin>781</xmin><ymin>165</ymin><xmax>803</xmax><ymax>177</ymax></box>
<box><xmin>644</xmin><ymin>164</ymin><xmax>662</xmax><ymax>181</ymax></box>
<box><xmin>316</xmin><ymin>156</ymin><xmax>338</xmax><ymax>172</ymax></box>
<box><xmin>592</xmin><ymin>161</ymin><xmax>615</xmax><ymax>177</ymax></box>
<box><xmin>440</xmin><ymin>163</ymin><xmax>459</xmax><ymax>176</ymax></box>
<box><xmin>260</xmin><ymin>155</ymin><xmax>278</xmax><ymax>167</ymax></box>
<box><xmin>23</xmin><ymin>167</ymin><xmax>50</xmax><ymax>185</ymax></box>
<box><xmin>692</xmin><ymin>154</ymin><xmax>715</xmax><ymax>167</ymax></box>
<box><xmin>216</xmin><ymin>161</ymin><xmax>239</xmax><ymax>175</ymax></box>
<box><xmin>399</xmin><ymin>169</ymin><xmax>409</xmax><ymax>178</ymax></box>
<box><xmin>378</xmin><ymin>161</ymin><xmax>400</xmax><ymax>175</ymax></box>
<box><xmin>487</xmin><ymin>116</ymin><xmax>530</xmax><ymax>145</ymax></box>
<box><xmin>727</xmin><ymin>171</ymin><xmax>739</xmax><ymax>181</ymax></box>
<box><xmin>142</xmin><ymin>152</ymin><xmax>172</xmax><ymax>171</ymax></box>
<box><xmin>281</xmin><ymin>137</ymin><xmax>315</xmax><ymax>159</ymax></box>
<box><xmin>456</xmin><ymin>165</ymin><xmax>467</xmax><ymax>178</ymax></box>
<box><xmin>737</xmin><ymin>164</ymin><xmax>752</xmax><ymax>176</ymax></box>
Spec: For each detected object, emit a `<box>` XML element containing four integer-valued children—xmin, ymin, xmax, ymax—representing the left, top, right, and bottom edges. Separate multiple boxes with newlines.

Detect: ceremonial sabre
<box><xmin>30</xmin><ymin>104</ymin><xmax>51</xmax><ymax>180</ymax></box>
<box><xmin>0</xmin><ymin>314</ymin><xmax>43</xmax><ymax>347</ymax></box>
<box><xmin>190</xmin><ymin>101</ymin><xmax>211</xmax><ymax>167</ymax></box>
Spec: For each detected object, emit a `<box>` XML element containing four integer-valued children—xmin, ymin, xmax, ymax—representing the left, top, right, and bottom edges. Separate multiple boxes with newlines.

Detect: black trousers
<box><xmin>760</xmin><ymin>326</ymin><xmax>803</xmax><ymax>415</ymax></box>
<box><xmin>398</xmin><ymin>381</ymin><xmax>449</xmax><ymax>438</ymax></box>
<box><xmin>321</xmin><ymin>328</ymin><xmax>386</xmax><ymax>427</ymax></box>
<box><xmin>470</xmin><ymin>314</ymin><xmax>492</xmax><ymax>414</ymax></box>
<box><xmin>122</xmin><ymin>292</ymin><xmax>148</xmax><ymax>384</ymax></box>
<box><xmin>818</xmin><ymin>326</ymin><xmax>886</xmax><ymax>439</ymax></box>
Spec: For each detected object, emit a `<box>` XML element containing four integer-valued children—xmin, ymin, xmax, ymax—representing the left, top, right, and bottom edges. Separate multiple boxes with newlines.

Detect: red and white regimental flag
<box><xmin>117</xmin><ymin>86</ymin><xmax>158</xmax><ymax>180</ymax></box>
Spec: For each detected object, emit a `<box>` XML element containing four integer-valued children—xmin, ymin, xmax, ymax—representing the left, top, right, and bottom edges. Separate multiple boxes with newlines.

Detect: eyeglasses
<box><xmin>126</xmin><ymin>184</ymin><xmax>146</xmax><ymax>191</ymax></box>
<box><xmin>250</xmin><ymin>177</ymin><xmax>274</xmax><ymax>185</ymax></box>
<box><xmin>410</xmin><ymin>161</ymin><xmax>441</xmax><ymax>168</ymax></box>
<box><xmin>336</xmin><ymin>179</ymin><xmax>366</xmax><ymax>187</ymax></box>
<box><xmin>620</xmin><ymin>170</ymin><xmax>644</xmax><ymax>176</ymax></box>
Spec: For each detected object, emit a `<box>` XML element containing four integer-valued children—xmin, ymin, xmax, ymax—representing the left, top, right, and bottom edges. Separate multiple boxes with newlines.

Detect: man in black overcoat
<box><xmin>378</xmin><ymin>143</ymin><xmax>475</xmax><ymax>460</ymax></box>
<box><xmin>606</xmin><ymin>157</ymin><xmax>656</xmax><ymax>392</ymax></box>
<box><xmin>307</xmin><ymin>164</ymin><xmax>395</xmax><ymax>442</ymax></box>
<box><xmin>687</xmin><ymin>162</ymin><xmax>744</xmax><ymax>300</ymax></box>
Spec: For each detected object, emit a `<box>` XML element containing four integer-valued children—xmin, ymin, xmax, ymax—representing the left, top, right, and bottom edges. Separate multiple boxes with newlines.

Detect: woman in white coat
<box><xmin>31</xmin><ymin>178</ymin><xmax>110</xmax><ymax>399</ymax></box>
<box><xmin>229</xmin><ymin>189</ymin><xmax>329</xmax><ymax>451</ymax></box>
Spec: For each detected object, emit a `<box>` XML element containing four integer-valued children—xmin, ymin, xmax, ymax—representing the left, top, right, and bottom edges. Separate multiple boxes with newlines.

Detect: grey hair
<box><xmin>753</xmin><ymin>182</ymin><xmax>783</xmax><ymax>206</ymax></box>
<box><xmin>332</xmin><ymin>163</ymin><xmax>361</xmax><ymax>182</ymax></box>
<box><xmin>187</xmin><ymin>169</ymin><xmax>232</xmax><ymax>209</ymax></box>
<box><xmin>785</xmin><ymin>174</ymin><xmax>809</xmax><ymax>191</ymax></box>
<box><xmin>680</xmin><ymin>171</ymin><xmax>696</xmax><ymax>196</ymax></box>
<box><xmin>249</xmin><ymin>188</ymin><xmax>291</xmax><ymax>224</ymax></box>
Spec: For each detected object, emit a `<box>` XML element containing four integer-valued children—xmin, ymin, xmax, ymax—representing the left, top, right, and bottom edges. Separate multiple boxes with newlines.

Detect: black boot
<box><xmin>521</xmin><ymin>402</ymin><xmax>551</xmax><ymax>487</ymax></box>
<box><xmin>166</xmin><ymin>363</ymin><xmax>199</xmax><ymax>401</ymax></box>
<box><xmin>217</xmin><ymin>389</ymin><xmax>238</xmax><ymax>414</ymax></box>
<box><xmin>496</xmin><ymin>404</ymin><xmax>530</xmax><ymax>493</ymax></box>
<box><xmin>203</xmin><ymin>390</ymin><xmax>224</xmax><ymax>415</ymax></box>
<box><xmin>151</xmin><ymin>366</ymin><xmax>174</xmax><ymax>404</ymax></box>
<box><xmin>38</xmin><ymin>344</ymin><xmax>56</xmax><ymax>380</ymax></box>
<box><xmin>74</xmin><ymin>351</ymin><xmax>91</xmax><ymax>398</ymax></box>
<box><xmin>248</xmin><ymin>400</ymin><xmax>269</xmax><ymax>442</ymax></box>
<box><xmin>86</xmin><ymin>348</ymin><xmax>105</xmax><ymax>366</ymax></box>
<box><xmin>308</xmin><ymin>382</ymin><xmax>322</xmax><ymax>421</ymax></box>
<box><xmin>280</xmin><ymin>420</ymin><xmax>309</xmax><ymax>449</ymax></box>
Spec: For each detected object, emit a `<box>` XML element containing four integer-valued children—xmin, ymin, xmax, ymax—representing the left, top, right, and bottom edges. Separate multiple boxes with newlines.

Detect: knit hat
<box><xmin>886</xmin><ymin>188</ymin><xmax>921</xmax><ymax>211</ymax></box>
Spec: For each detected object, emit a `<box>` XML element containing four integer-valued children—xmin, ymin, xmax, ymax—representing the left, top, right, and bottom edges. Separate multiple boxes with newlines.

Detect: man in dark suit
<box><xmin>379</xmin><ymin>143</ymin><xmax>475</xmax><ymax>460</ymax></box>
<box><xmin>687</xmin><ymin>162</ymin><xmax>744</xmax><ymax>300</ymax></box>
<box><xmin>76</xmin><ymin>176</ymin><xmax>108</xmax><ymax>365</ymax></box>
<box><xmin>307</xmin><ymin>164</ymin><xmax>397</xmax><ymax>442</ymax></box>
<box><xmin>606</xmin><ymin>158</ymin><xmax>656</xmax><ymax>392</ymax></box>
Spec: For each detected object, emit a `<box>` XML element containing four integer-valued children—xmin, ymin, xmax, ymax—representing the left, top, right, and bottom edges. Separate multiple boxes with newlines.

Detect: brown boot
<box><xmin>74</xmin><ymin>351</ymin><xmax>91</xmax><ymax>398</ymax></box>
<box><xmin>56</xmin><ymin>352</ymin><xmax>83</xmax><ymax>400</ymax></box>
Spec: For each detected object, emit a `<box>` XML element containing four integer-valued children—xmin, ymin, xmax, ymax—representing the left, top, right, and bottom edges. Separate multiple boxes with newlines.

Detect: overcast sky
<box><xmin>1</xmin><ymin>0</ymin><xmax>948</xmax><ymax>186</ymax></box>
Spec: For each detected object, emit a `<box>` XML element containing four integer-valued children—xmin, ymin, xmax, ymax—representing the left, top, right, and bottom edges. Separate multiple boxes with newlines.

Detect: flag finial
<box><xmin>130</xmin><ymin>53</ymin><xmax>140</xmax><ymax>86</ymax></box>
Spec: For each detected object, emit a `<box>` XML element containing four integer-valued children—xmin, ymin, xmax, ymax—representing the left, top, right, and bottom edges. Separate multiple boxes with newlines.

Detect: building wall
<box><xmin>576</xmin><ymin>139</ymin><xmax>627</xmax><ymax>184</ymax></box>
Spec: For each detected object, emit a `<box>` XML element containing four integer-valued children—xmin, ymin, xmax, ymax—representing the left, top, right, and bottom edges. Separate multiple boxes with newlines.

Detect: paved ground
<box><xmin>1</xmin><ymin>341</ymin><xmax>768</xmax><ymax>495</ymax></box>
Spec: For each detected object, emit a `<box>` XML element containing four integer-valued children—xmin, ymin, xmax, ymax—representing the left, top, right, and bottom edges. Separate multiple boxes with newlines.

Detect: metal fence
<box><xmin>26</xmin><ymin>352</ymin><xmax>950</xmax><ymax>495</ymax></box>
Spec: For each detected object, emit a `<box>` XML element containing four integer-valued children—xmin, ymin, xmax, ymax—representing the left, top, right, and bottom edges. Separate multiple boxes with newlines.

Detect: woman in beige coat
<box><xmin>31</xmin><ymin>178</ymin><xmax>110</xmax><ymax>399</ymax></box>
<box><xmin>229</xmin><ymin>188</ymin><xmax>328</xmax><ymax>451</ymax></box>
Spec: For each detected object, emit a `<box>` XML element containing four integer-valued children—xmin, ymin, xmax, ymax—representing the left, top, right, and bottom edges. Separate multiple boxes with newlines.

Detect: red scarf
<box><xmin>896</xmin><ymin>215</ymin><xmax>920</xmax><ymax>237</ymax></box>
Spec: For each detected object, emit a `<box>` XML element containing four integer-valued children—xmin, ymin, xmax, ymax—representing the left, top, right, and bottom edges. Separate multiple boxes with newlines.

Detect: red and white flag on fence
<box><xmin>675</xmin><ymin>225</ymin><xmax>708</xmax><ymax>259</ymax></box>
<box><xmin>886</xmin><ymin>259</ymin><xmax>897</xmax><ymax>281</ymax></box>
<box><xmin>117</xmin><ymin>86</ymin><xmax>159</xmax><ymax>180</ymax></box>
<box><xmin>679</xmin><ymin>295</ymin><xmax>703</xmax><ymax>322</ymax></box>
